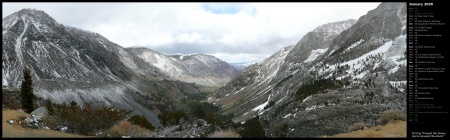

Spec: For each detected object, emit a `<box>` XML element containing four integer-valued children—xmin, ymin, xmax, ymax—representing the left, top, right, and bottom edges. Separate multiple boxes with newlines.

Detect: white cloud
<box><xmin>211</xmin><ymin>53</ymin><xmax>270</xmax><ymax>66</ymax></box>
<box><xmin>2</xmin><ymin>2</ymin><xmax>381</xmax><ymax>64</ymax></box>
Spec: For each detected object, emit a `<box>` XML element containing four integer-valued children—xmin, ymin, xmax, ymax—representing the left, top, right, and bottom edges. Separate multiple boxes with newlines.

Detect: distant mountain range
<box><xmin>125</xmin><ymin>47</ymin><xmax>239</xmax><ymax>86</ymax></box>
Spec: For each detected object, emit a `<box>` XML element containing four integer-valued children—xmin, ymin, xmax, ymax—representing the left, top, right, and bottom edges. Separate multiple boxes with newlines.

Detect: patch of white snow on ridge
<box><xmin>117</xmin><ymin>49</ymin><xmax>139</xmax><ymax>70</ymax></box>
<box><xmin>139</xmin><ymin>52</ymin><xmax>182</xmax><ymax>77</ymax></box>
<box><xmin>251</xmin><ymin>100</ymin><xmax>269</xmax><ymax>112</ymax></box>
<box><xmin>15</xmin><ymin>17</ymin><xmax>29</xmax><ymax>67</ymax></box>
<box><xmin>305</xmin><ymin>105</ymin><xmax>325</xmax><ymax>111</ymax></box>
<box><xmin>390</xmin><ymin>55</ymin><xmax>406</xmax><ymax>66</ymax></box>
<box><xmin>305</xmin><ymin>48</ymin><xmax>328</xmax><ymax>62</ymax></box>
<box><xmin>53</xmin><ymin>70</ymin><xmax>61</xmax><ymax>78</ymax></box>
<box><xmin>354</xmin><ymin>71</ymin><xmax>367</xmax><ymax>79</ymax></box>
<box><xmin>388</xmin><ymin>66</ymin><xmax>400</xmax><ymax>74</ymax></box>
<box><xmin>302</xmin><ymin>95</ymin><xmax>312</xmax><ymax>103</ymax></box>
<box><xmin>252</xmin><ymin>94</ymin><xmax>271</xmax><ymax>112</ymax></box>
<box><xmin>344</xmin><ymin>39</ymin><xmax>364</xmax><ymax>52</ymax></box>
<box><xmin>389</xmin><ymin>81</ymin><xmax>406</xmax><ymax>92</ymax></box>
<box><xmin>2</xmin><ymin>13</ymin><xmax>19</xmax><ymax>30</ymax></box>
<box><xmin>335</xmin><ymin>76</ymin><xmax>343</xmax><ymax>80</ymax></box>
<box><xmin>283</xmin><ymin>113</ymin><xmax>292</xmax><ymax>119</ymax></box>
<box><xmin>180</xmin><ymin>55</ymin><xmax>184</xmax><ymax>60</ymax></box>
<box><xmin>341</xmin><ymin>40</ymin><xmax>392</xmax><ymax>67</ymax></box>
<box><xmin>234</xmin><ymin>87</ymin><xmax>245</xmax><ymax>95</ymax></box>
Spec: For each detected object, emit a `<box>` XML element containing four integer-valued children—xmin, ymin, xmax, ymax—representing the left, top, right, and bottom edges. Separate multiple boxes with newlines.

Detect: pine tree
<box><xmin>20</xmin><ymin>67</ymin><xmax>36</xmax><ymax>113</ymax></box>
<box><xmin>45</xmin><ymin>99</ymin><xmax>55</xmax><ymax>115</ymax></box>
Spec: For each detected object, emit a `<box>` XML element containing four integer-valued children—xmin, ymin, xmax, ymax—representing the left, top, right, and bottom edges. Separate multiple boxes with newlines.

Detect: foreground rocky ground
<box><xmin>323</xmin><ymin>120</ymin><xmax>406</xmax><ymax>138</ymax></box>
<box><xmin>3</xmin><ymin>108</ymin><xmax>406</xmax><ymax>138</ymax></box>
<box><xmin>2</xmin><ymin>109</ymin><xmax>93</xmax><ymax>138</ymax></box>
<box><xmin>2</xmin><ymin>109</ymin><xmax>218</xmax><ymax>138</ymax></box>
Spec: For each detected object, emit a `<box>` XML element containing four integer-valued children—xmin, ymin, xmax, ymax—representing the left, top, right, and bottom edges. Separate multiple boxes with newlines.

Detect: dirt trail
<box><xmin>323</xmin><ymin>120</ymin><xmax>406</xmax><ymax>138</ymax></box>
<box><xmin>2</xmin><ymin>109</ymin><xmax>93</xmax><ymax>138</ymax></box>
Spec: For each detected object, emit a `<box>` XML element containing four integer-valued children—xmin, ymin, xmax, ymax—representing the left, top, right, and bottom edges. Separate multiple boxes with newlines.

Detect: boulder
<box><xmin>31</xmin><ymin>106</ymin><xmax>49</xmax><ymax>118</ymax></box>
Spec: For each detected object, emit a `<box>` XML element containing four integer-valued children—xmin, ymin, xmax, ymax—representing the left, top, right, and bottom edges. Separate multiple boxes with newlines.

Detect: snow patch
<box><xmin>354</xmin><ymin>71</ymin><xmax>367</xmax><ymax>79</ymax></box>
<box><xmin>344</xmin><ymin>39</ymin><xmax>364</xmax><ymax>52</ymax></box>
<box><xmin>302</xmin><ymin>95</ymin><xmax>312</xmax><ymax>103</ymax></box>
<box><xmin>305</xmin><ymin>105</ymin><xmax>325</xmax><ymax>111</ymax></box>
<box><xmin>252</xmin><ymin>100</ymin><xmax>269</xmax><ymax>112</ymax></box>
<box><xmin>117</xmin><ymin>49</ymin><xmax>139</xmax><ymax>70</ymax></box>
<box><xmin>341</xmin><ymin>40</ymin><xmax>392</xmax><ymax>67</ymax></box>
<box><xmin>336</xmin><ymin>75</ymin><xmax>347</xmax><ymax>80</ymax></box>
<box><xmin>283</xmin><ymin>113</ymin><xmax>292</xmax><ymax>119</ymax></box>
<box><xmin>251</xmin><ymin>94</ymin><xmax>272</xmax><ymax>114</ymax></box>
<box><xmin>388</xmin><ymin>66</ymin><xmax>400</xmax><ymax>74</ymax></box>
<box><xmin>389</xmin><ymin>81</ymin><xmax>406</xmax><ymax>92</ymax></box>
<box><xmin>15</xmin><ymin>17</ymin><xmax>29</xmax><ymax>68</ymax></box>
<box><xmin>305</xmin><ymin>48</ymin><xmax>328</xmax><ymax>63</ymax></box>
<box><xmin>53</xmin><ymin>70</ymin><xmax>61</xmax><ymax>78</ymax></box>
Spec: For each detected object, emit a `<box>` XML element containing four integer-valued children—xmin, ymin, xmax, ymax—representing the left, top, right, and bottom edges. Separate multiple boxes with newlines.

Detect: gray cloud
<box><xmin>3</xmin><ymin>2</ymin><xmax>381</xmax><ymax>64</ymax></box>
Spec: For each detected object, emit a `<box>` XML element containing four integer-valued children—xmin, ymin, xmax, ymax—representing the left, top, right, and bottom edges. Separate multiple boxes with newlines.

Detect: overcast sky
<box><xmin>3</xmin><ymin>2</ymin><xmax>380</xmax><ymax>65</ymax></box>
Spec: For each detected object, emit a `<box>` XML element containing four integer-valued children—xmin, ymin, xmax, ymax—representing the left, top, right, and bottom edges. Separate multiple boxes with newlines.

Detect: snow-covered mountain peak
<box><xmin>312</xmin><ymin>19</ymin><xmax>356</xmax><ymax>34</ymax></box>
<box><xmin>10</xmin><ymin>8</ymin><xmax>57</xmax><ymax>24</ymax></box>
<box><xmin>170</xmin><ymin>53</ymin><xmax>211</xmax><ymax>61</ymax></box>
<box><xmin>3</xmin><ymin>8</ymin><xmax>60</xmax><ymax>34</ymax></box>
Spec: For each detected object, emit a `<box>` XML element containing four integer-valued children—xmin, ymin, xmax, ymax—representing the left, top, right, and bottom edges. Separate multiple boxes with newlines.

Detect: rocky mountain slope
<box><xmin>125</xmin><ymin>48</ymin><xmax>239</xmax><ymax>86</ymax></box>
<box><xmin>211</xmin><ymin>2</ymin><xmax>406</xmax><ymax>137</ymax></box>
<box><xmin>2</xmin><ymin>9</ymin><xmax>216</xmax><ymax>127</ymax></box>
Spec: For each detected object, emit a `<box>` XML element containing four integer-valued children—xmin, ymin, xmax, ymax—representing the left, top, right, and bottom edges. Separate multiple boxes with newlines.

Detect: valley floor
<box><xmin>2</xmin><ymin>109</ymin><xmax>93</xmax><ymax>138</ymax></box>
<box><xmin>323</xmin><ymin>120</ymin><xmax>406</xmax><ymax>138</ymax></box>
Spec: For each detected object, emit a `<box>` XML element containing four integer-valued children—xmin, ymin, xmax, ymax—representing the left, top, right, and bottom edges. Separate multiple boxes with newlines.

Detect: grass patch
<box><xmin>380</xmin><ymin>110</ymin><xmax>406</xmax><ymax>125</ymax></box>
<box><xmin>208</xmin><ymin>128</ymin><xmax>241</xmax><ymax>138</ymax></box>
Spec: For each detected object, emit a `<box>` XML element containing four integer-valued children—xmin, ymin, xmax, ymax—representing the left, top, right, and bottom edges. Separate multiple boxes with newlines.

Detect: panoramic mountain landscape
<box><xmin>3</xmin><ymin>2</ymin><xmax>406</xmax><ymax>138</ymax></box>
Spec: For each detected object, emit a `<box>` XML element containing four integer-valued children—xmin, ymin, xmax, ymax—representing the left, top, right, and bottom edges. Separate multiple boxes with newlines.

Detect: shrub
<box><xmin>208</xmin><ymin>128</ymin><xmax>241</xmax><ymax>138</ymax></box>
<box><xmin>45</xmin><ymin>99</ymin><xmax>55</xmax><ymax>115</ymax></box>
<box><xmin>119</xmin><ymin>121</ymin><xmax>132</xmax><ymax>134</ymax></box>
<box><xmin>53</xmin><ymin>102</ymin><xmax>132</xmax><ymax>135</ymax></box>
<box><xmin>105</xmin><ymin>123</ymin><xmax>122</xmax><ymax>138</ymax></box>
<box><xmin>158</xmin><ymin>109</ymin><xmax>187</xmax><ymax>126</ymax></box>
<box><xmin>275</xmin><ymin>124</ymin><xmax>289</xmax><ymax>138</ymax></box>
<box><xmin>380</xmin><ymin>110</ymin><xmax>406</xmax><ymax>125</ymax></box>
<box><xmin>104</xmin><ymin>120</ymin><xmax>154</xmax><ymax>138</ymax></box>
<box><xmin>42</xmin><ymin>116</ymin><xmax>61</xmax><ymax>130</ymax></box>
<box><xmin>239</xmin><ymin>116</ymin><xmax>266</xmax><ymax>138</ymax></box>
<box><xmin>203</xmin><ymin>113</ymin><xmax>222</xmax><ymax>126</ymax></box>
<box><xmin>3</xmin><ymin>96</ymin><xmax>20</xmax><ymax>109</ymax></box>
<box><xmin>348</xmin><ymin>122</ymin><xmax>366</xmax><ymax>132</ymax></box>
<box><xmin>129</xmin><ymin>115</ymin><xmax>155</xmax><ymax>131</ymax></box>
<box><xmin>126</xmin><ymin>125</ymin><xmax>154</xmax><ymax>137</ymax></box>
